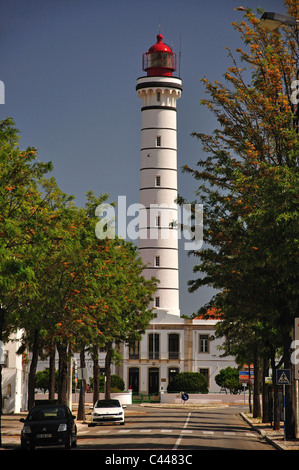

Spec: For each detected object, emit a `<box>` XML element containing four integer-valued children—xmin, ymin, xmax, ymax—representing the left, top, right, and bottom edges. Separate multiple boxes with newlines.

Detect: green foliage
<box><xmin>167</xmin><ymin>372</ymin><xmax>208</xmax><ymax>394</ymax></box>
<box><xmin>110</xmin><ymin>375</ymin><xmax>125</xmax><ymax>392</ymax></box>
<box><xmin>35</xmin><ymin>369</ymin><xmax>58</xmax><ymax>393</ymax></box>
<box><xmin>215</xmin><ymin>367</ymin><xmax>242</xmax><ymax>394</ymax></box>
<box><xmin>92</xmin><ymin>374</ymin><xmax>125</xmax><ymax>392</ymax></box>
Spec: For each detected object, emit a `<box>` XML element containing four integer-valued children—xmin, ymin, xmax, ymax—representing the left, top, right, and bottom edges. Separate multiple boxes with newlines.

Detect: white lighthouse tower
<box><xmin>136</xmin><ymin>34</ymin><xmax>182</xmax><ymax>317</ymax></box>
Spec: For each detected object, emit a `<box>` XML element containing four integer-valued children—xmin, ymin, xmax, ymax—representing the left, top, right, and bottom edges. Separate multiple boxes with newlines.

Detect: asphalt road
<box><xmin>76</xmin><ymin>404</ymin><xmax>275</xmax><ymax>451</ymax></box>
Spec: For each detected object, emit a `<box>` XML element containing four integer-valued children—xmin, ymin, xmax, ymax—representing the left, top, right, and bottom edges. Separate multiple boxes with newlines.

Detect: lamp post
<box><xmin>260</xmin><ymin>12</ymin><xmax>298</xmax><ymax>31</ymax></box>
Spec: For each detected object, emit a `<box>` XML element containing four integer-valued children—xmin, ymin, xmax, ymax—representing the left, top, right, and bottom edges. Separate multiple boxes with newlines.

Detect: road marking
<box><xmin>160</xmin><ymin>429</ymin><xmax>173</xmax><ymax>433</ymax></box>
<box><xmin>181</xmin><ymin>430</ymin><xmax>193</xmax><ymax>434</ymax></box>
<box><xmin>224</xmin><ymin>432</ymin><xmax>235</xmax><ymax>436</ymax></box>
<box><xmin>118</xmin><ymin>429</ymin><xmax>131</xmax><ymax>433</ymax></box>
<box><xmin>202</xmin><ymin>430</ymin><xmax>214</xmax><ymax>435</ymax></box>
<box><xmin>139</xmin><ymin>429</ymin><xmax>152</xmax><ymax>433</ymax></box>
<box><xmin>173</xmin><ymin>412</ymin><xmax>191</xmax><ymax>450</ymax></box>
<box><xmin>245</xmin><ymin>432</ymin><xmax>256</xmax><ymax>437</ymax></box>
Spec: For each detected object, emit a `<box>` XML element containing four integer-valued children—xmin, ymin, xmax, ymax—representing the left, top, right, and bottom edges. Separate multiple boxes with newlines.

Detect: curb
<box><xmin>240</xmin><ymin>412</ymin><xmax>288</xmax><ymax>451</ymax></box>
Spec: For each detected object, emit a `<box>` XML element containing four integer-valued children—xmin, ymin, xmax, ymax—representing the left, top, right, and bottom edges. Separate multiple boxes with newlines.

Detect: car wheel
<box><xmin>65</xmin><ymin>433</ymin><xmax>72</xmax><ymax>449</ymax></box>
<box><xmin>71</xmin><ymin>435</ymin><xmax>77</xmax><ymax>448</ymax></box>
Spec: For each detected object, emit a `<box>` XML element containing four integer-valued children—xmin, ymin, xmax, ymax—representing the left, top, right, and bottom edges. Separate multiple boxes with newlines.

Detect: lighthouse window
<box><xmin>156</xmin><ymin>215</ymin><xmax>160</xmax><ymax>227</ymax></box>
<box><xmin>156</xmin><ymin>136</ymin><xmax>161</xmax><ymax>147</ymax></box>
<box><xmin>155</xmin><ymin>175</ymin><xmax>161</xmax><ymax>186</ymax></box>
<box><xmin>157</xmin><ymin>91</ymin><xmax>161</xmax><ymax>102</ymax></box>
<box><xmin>155</xmin><ymin>256</ymin><xmax>160</xmax><ymax>267</ymax></box>
<box><xmin>155</xmin><ymin>297</ymin><xmax>160</xmax><ymax>308</ymax></box>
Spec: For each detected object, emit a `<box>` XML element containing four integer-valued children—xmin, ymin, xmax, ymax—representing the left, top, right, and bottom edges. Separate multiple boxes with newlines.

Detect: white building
<box><xmin>1</xmin><ymin>330</ymin><xmax>24</xmax><ymax>413</ymax></box>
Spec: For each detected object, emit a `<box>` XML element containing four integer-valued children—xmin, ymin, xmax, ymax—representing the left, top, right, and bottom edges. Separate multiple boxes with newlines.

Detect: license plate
<box><xmin>37</xmin><ymin>433</ymin><xmax>52</xmax><ymax>438</ymax></box>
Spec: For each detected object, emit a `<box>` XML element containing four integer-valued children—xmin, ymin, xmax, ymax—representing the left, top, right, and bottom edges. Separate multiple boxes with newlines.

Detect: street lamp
<box><xmin>260</xmin><ymin>12</ymin><xmax>298</xmax><ymax>31</ymax></box>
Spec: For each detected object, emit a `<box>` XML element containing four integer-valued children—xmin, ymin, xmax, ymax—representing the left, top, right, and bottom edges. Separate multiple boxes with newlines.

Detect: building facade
<box><xmin>119</xmin><ymin>313</ymin><xmax>236</xmax><ymax>394</ymax></box>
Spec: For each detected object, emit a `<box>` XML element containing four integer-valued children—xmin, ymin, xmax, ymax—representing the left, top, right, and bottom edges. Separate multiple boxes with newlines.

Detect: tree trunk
<box><xmin>105</xmin><ymin>343</ymin><xmax>112</xmax><ymax>400</ymax></box>
<box><xmin>270</xmin><ymin>350</ymin><xmax>281</xmax><ymax>430</ymax></box>
<box><xmin>48</xmin><ymin>346</ymin><xmax>56</xmax><ymax>400</ymax></box>
<box><xmin>28</xmin><ymin>329</ymin><xmax>40</xmax><ymax>410</ymax></box>
<box><xmin>262</xmin><ymin>357</ymin><xmax>270</xmax><ymax>423</ymax></box>
<box><xmin>93</xmin><ymin>346</ymin><xmax>100</xmax><ymax>405</ymax></box>
<box><xmin>284</xmin><ymin>348</ymin><xmax>296</xmax><ymax>439</ymax></box>
<box><xmin>248</xmin><ymin>363</ymin><xmax>252</xmax><ymax>414</ymax></box>
<box><xmin>77</xmin><ymin>348</ymin><xmax>86</xmax><ymax>421</ymax></box>
<box><xmin>253</xmin><ymin>351</ymin><xmax>261</xmax><ymax>418</ymax></box>
<box><xmin>57</xmin><ymin>343</ymin><xmax>68</xmax><ymax>405</ymax></box>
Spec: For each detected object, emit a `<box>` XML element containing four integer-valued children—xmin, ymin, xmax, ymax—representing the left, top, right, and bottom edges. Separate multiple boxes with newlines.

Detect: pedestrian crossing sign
<box><xmin>276</xmin><ymin>369</ymin><xmax>291</xmax><ymax>385</ymax></box>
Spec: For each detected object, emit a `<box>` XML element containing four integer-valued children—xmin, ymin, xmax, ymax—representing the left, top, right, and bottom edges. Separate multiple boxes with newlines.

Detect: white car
<box><xmin>89</xmin><ymin>399</ymin><xmax>126</xmax><ymax>426</ymax></box>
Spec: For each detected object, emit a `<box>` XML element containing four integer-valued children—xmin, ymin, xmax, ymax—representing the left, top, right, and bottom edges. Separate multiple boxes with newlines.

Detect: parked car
<box><xmin>89</xmin><ymin>399</ymin><xmax>126</xmax><ymax>426</ymax></box>
<box><xmin>20</xmin><ymin>403</ymin><xmax>77</xmax><ymax>450</ymax></box>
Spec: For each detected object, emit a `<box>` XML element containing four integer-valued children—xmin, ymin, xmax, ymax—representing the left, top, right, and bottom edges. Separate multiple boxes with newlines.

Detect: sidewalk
<box><xmin>241</xmin><ymin>412</ymin><xmax>299</xmax><ymax>451</ymax></box>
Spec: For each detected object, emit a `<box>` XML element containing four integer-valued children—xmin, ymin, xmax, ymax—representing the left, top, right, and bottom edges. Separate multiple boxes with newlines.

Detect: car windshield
<box><xmin>95</xmin><ymin>399</ymin><xmax>120</xmax><ymax>408</ymax></box>
<box><xmin>27</xmin><ymin>406</ymin><xmax>66</xmax><ymax>421</ymax></box>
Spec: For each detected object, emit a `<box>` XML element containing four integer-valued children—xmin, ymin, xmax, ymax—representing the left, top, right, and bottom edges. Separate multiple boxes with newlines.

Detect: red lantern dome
<box><xmin>143</xmin><ymin>34</ymin><xmax>177</xmax><ymax>77</ymax></box>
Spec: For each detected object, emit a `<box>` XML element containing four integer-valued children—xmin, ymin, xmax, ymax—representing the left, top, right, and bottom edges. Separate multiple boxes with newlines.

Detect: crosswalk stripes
<box><xmin>82</xmin><ymin>428</ymin><xmax>258</xmax><ymax>438</ymax></box>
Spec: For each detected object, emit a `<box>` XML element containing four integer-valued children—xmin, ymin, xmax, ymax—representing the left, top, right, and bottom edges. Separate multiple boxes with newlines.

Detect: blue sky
<box><xmin>1</xmin><ymin>0</ymin><xmax>285</xmax><ymax>315</ymax></box>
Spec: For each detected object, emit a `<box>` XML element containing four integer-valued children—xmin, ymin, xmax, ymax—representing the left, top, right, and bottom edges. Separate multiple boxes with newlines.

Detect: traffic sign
<box><xmin>239</xmin><ymin>371</ymin><xmax>249</xmax><ymax>383</ymax></box>
<box><xmin>181</xmin><ymin>393</ymin><xmax>189</xmax><ymax>401</ymax></box>
<box><xmin>77</xmin><ymin>367</ymin><xmax>88</xmax><ymax>380</ymax></box>
<box><xmin>276</xmin><ymin>369</ymin><xmax>291</xmax><ymax>385</ymax></box>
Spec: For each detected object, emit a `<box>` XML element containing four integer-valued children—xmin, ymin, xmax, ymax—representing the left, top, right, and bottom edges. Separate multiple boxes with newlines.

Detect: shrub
<box><xmin>167</xmin><ymin>372</ymin><xmax>208</xmax><ymax>393</ymax></box>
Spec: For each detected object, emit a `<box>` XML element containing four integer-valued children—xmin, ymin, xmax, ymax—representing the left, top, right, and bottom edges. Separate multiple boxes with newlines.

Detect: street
<box><xmin>76</xmin><ymin>405</ymin><xmax>274</xmax><ymax>451</ymax></box>
<box><xmin>1</xmin><ymin>404</ymin><xmax>276</xmax><ymax>452</ymax></box>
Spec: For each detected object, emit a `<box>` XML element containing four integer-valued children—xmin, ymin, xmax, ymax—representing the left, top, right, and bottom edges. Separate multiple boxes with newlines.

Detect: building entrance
<box><xmin>148</xmin><ymin>367</ymin><xmax>159</xmax><ymax>394</ymax></box>
<box><xmin>129</xmin><ymin>367</ymin><xmax>139</xmax><ymax>394</ymax></box>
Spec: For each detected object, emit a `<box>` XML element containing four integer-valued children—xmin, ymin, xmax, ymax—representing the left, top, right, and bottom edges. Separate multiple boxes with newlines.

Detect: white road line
<box><xmin>173</xmin><ymin>412</ymin><xmax>191</xmax><ymax>450</ymax></box>
<box><xmin>224</xmin><ymin>432</ymin><xmax>235</xmax><ymax>436</ymax></box>
<box><xmin>118</xmin><ymin>429</ymin><xmax>131</xmax><ymax>433</ymax></box>
<box><xmin>202</xmin><ymin>430</ymin><xmax>214</xmax><ymax>435</ymax></box>
<box><xmin>139</xmin><ymin>429</ymin><xmax>152</xmax><ymax>433</ymax></box>
<box><xmin>160</xmin><ymin>429</ymin><xmax>173</xmax><ymax>433</ymax></box>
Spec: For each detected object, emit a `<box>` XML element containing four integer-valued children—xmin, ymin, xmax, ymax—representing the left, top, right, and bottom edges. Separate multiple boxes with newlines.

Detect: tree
<box><xmin>215</xmin><ymin>367</ymin><xmax>242</xmax><ymax>394</ymax></box>
<box><xmin>182</xmin><ymin>2</ymin><xmax>299</xmax><ymax>437</ymax></box>
<box><xmin>0</xmin><ymin>118</ymin><xmax>65</xmax><ymax>444</ymax></box>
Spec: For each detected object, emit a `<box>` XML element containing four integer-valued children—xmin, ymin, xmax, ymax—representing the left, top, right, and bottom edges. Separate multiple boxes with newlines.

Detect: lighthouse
<box><xmin>136</xmin><ymin>34</ymin><xmax>182</xmax><ymax>317</ymax></box>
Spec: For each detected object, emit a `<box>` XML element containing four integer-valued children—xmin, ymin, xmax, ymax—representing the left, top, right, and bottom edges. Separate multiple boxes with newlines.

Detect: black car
<box><xmin>20</xmin><ymin>403</ymin><xmax>77</xmax><ymax>450</ymax></box>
